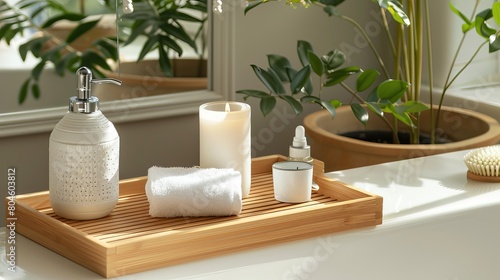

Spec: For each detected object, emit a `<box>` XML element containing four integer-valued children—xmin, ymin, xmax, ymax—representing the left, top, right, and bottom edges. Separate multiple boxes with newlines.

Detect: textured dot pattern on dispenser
<box><xmin>49</xmin><ymin>139</ymin><xmax>120</xmax><ymax>203</ymax></box>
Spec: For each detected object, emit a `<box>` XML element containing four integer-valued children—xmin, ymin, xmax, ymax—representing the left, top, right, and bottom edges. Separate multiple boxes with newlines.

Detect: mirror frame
<box><xmin>0</xmin><ymin>3</ymin><xmax>235</xmax><ymax>138</ymax></box>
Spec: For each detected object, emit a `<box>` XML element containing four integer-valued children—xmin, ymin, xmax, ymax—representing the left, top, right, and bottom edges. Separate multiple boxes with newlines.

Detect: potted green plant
<box><xmin>0</xmin><ymin>0</ymin><xmax>208</xmax><ymax>103</ymax></box>
<box><xmin>237</xmin><ymin>0</ymin><xmax>500</xmax><ymax>171</ymax></box>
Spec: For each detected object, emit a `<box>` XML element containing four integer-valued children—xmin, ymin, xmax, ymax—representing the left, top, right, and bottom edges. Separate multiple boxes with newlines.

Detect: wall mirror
<box><xmin>0</xmin><ymin>0</ymin><xmax>234</xmax><ymax>137</ymax></box>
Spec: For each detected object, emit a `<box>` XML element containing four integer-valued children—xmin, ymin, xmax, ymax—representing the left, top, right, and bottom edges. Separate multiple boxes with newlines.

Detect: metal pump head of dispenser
<box><xmin>69</xmin><ymin>67</ymin><xmax>122</xmax><ymax>113</ymax></box>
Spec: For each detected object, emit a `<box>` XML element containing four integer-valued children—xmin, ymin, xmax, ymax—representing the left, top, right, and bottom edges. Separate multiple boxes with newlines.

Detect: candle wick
<box><xmin>225</xmin><ymin>103</ymin><xmax>230</xmax><ymax>112</ymax></box>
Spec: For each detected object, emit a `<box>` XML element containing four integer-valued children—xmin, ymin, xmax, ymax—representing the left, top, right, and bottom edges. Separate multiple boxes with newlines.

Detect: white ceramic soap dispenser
<box><xmin>49</xmin><ymin>67</ymin><xmax>122</xmax><ymax>220</ymax></box>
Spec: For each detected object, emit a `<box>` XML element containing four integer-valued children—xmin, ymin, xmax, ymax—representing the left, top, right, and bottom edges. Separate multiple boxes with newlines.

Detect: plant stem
<box><xmin>339</xmin><ymin>14</ymin><xmax>391</xmax><ymax>79</ymax></box>
<box><xmin>413</xmin><ymin>0</ymin><xmax>423</xmax><ymax>104</ymax></box>
<box><xmin>423</xmin><ymin>0</ymin><xmax>435</xmax><ymax>143</ymax></box>
<box><xmin>406</xmin><ymin>0</ymin><xmax>422</xmax><ymax>103</ymax></box>
<box><xmin>313</xmin><ymin>1</ymin><xmax>391</xmax><ymax>79</ymax></box>
<box><xmin>441</xmin><ymin>39</ymin><xmax>489</xmax><ymax>100</ymax></box>
<box><xmin>380</xmin><ymin>7</ymin><xmax>406</xmax><ymax>83</ymax></box>
<box><xmin>434</xmin><ymin>0</ymin><xmax>481</xmax><ymax>133</ymax></box>
<box><xmin>79</xmin><ymin>0</ymin><xmax>85</xmax><ymax>14</ymax></box>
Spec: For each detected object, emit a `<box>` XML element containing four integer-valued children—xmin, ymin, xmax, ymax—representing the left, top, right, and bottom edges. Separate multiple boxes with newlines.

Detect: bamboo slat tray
<box><xmin>9</xmin><ymin>155</ymin><xmax>382</xmax><ymax>278</ymax></box>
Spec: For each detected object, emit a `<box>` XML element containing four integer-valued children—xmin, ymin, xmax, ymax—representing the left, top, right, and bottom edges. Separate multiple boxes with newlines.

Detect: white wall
<box><xmin>0</xmin><ymin>2</ymin><xmax>381</xmax><ymax>225</ymax></box>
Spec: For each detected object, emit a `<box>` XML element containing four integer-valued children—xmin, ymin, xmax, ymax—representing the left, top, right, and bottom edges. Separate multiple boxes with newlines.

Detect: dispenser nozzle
<box><xmin>71</xmin><ymin>67</ymin><xmax>122</xmax><ymax>113</ymax></box>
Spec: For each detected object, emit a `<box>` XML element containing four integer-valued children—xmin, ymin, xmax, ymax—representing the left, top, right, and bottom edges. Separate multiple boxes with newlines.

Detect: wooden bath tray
<box><xmin>9</xmin><ymin>155</ymin><xmax>382</xmax><ymax>278</ymax></box>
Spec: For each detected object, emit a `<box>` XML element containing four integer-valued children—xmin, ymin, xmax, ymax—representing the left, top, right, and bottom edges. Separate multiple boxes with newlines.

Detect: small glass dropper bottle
<box><xmin>288</xmin><ymin>125</ymin><xmax>313</xmax><ymax>164</ymax></box>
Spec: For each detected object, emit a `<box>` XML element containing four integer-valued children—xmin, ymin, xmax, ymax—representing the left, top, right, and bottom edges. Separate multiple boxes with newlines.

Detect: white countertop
<box><xmin>2</xmin><ymin>149</ymin><xmax>500</xmax><ymax>280</ymax></box>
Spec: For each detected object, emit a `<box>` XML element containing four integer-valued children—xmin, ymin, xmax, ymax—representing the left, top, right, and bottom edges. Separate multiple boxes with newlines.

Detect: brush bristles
<box><xmin>464</xmin><ymin>145</ymin><xmax>500</xmax><ymax>177</ymax></box>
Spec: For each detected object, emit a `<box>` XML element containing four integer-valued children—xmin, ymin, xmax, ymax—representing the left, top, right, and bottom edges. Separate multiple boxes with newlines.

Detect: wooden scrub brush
<box><xmin>464</xmin><ymin>145</ymin><xmax>500</xmax><ymax>182</ymax></box>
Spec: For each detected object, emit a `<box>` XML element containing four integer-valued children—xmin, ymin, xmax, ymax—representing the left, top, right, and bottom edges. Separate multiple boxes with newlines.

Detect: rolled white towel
<box><xmin>145</xmin><ymin>166</ymin><xmax>242</xmax><ymax>217</ymax></box>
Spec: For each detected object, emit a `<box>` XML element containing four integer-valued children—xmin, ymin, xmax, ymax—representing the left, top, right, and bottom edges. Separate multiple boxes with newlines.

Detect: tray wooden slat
<box><xmin>8</xmin><ymin>155</ymin><xmax>382</xmax><ymax>278</ymax></box>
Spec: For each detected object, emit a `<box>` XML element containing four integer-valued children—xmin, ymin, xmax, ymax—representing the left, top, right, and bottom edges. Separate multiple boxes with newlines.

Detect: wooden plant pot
<box><xmin>41</xmin><ymin>14</ymin><xmax>117</xmax><ymax>52</ymax></box>
<box><xmin>303</xmin><ymin>105</ymin><xmax>500</xmax><ymax>172</ymax></box>
<box><xmin>94</xmin><ymin>59</ymin><xmax>208</xmax><ymax>101</ymax></box>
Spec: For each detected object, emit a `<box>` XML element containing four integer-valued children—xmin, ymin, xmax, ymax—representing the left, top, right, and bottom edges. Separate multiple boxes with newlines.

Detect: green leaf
<box><xmin>356</xmin><ymin>69</ymin><xmax>379</xmax><ymax>92</ymax></box>
<box><xmin>44</xmin><ymin>0</ymin><xmax>68</xmax><ymax>12</ymax></box>
<box><xmin>492</xmin><ymin>2</ymin><xmax>500</xmax><ymax>27</ymax></box>
<box><xmin>244</xmin><ymin>0</ymin><xmax>264</xmax><ymax>15</ymax></box>
<box><xmin>377</xmin><ymin>79</ymin><xmax>408</xmax><ymax>103</ymax></box>
<box><xmin>4</xmin><ymin>26</ymin><xmax>22</xmax><ymax>45</ymax></box>
<box><xmin>94</xmin><ymin>38</ymin><xmax>118</xmax><ymax>61</ymax></box>
<box><xmin>31</xmin><ymin>83</ymin><xmax>40</xmax><ymax>99</ymax></box>
<box><xmin>390</xmin><ymin>107</ymin><xmax>414</xmax><ymax>128</ymax></box>
<box><xmin>158</xmin><ymin>46</ymin><xmax>173</xmax><ymax>76</ymax></box>
<box><xmin>123</xmin><ymin>20</ymin><xmax>151</xmax><ymax>46</ymax></box>
<box><xmin>55</xmin><ymin>52</ymin><xmax>77</xmax><ymax>76</ymax></box>
<box><xmin>490</xmin><ymin>35</ymin><xmax>500</xmax><ymax>52</ymax></box>
<box><xmin>386</xmin><ymin>1</ymin><xmax>410</xmax><ymax>26</ymax></box>
<box><xmin>158</xmin><ymin>35</ymin><xmax>183</xmax><ymax>56</ymax></box>
<box><xmin>31</xmin><ymin>61</ymin><xmax>46</xmax><ymax>81</ymax></box>
<box><xmin>401</xmin><ymin>101</ymin><xmax>430</xmax><ymax>113</ymax></box>
<box><xmin>66</xmin><ymin>19</ymin><xmax>100</xmax><ymax>44</ymax></box>
<box><xmin>290</xmin><ymin>66</ymin><xmax>311</xmax><ymax>94</ymax></box>
<box><xmin>268</xmin><ymin>54</ymin><xmax>292</xmax><ymax>82</ymax></box>
<box><xmin>302</xmin><ymin>96</ymin><xmax>337</xmax><ymax>118</ymax></box>
<box><xmin>260</xmin><ymin>96</ymin><xmax>276</xmax><ymax>116</ymax></box>
<box><xmin>250</xmin><ymin>64</ymin><xmax>285</xmax><ymax>94</ymax></box>
<box><xmin>330</xmin><ymin>99</ymin><xmax>342</xmax><ymax>108</ymax></box>
<box><xmin>138</xmin><ymin>36</ymin><xmax>158</xmax><ymax>62</ymax></box>
<box><xmin>41</xmin><ymin>13</ymin><xmax>85</xmax><ymax>28</ymax></box>
<box><xmin>0</xmin><ymin>24</ymin><xmax>13</xmax><ymax>42</ymax></box>
<box><xmin>167</xmin><ymin>10</ymin><xmax>202</xmax><ymax>23</ymax></box>
<box><xmin>461</xmin><ymin>21</ymin><xmax>475</xmax><ymax>33</ymax></box>
<box><xmin>324</xmin><ymin>66</ymin><xmax>360</xmax><ymax>87</ymax></box>
<box><xmin>301</xmin><ymin>95</ymin><xmax>321</xmax><ymax>105</ymax></box>
<box><xmin>30</xmin><ymin>4</ymin><xmax>50</xmax><ymax>18</ymax></box>
<box><xmin>297</xmin><ymin>40</ymin><xmax>314</xmax><ymax>67</ymax></box>
<box><xmin>18</xmin><ymin>37</ymin><xmax>51</xmax><ymax>61</ymax></box>
<box><xmin>321</xmin><ymin>100</ymin><xmax>336</xmax><ymax>117</ymax></box>
<box><xmin>322</xmin><ymin>50</ymin><xmax>346</xmax><ymax>70</ymax></box>
<box><xmin>82</xmin><ymin>51</ymin><xmax>112</xmax><ymax>71</ymax></box>
<box><xmin>279</xmin><ymin>95</ymin><xmax>303</xmax><ymax>115</ymax></box>
<box><xmin>236</xmin><ymin>89</ymin><xmax>270</xmax><ymax>99</ymax></box>
<box><xmin>267</xmin><ymin>67</ymin><xmax>286</xmax><ymax>94</ymax></box>
<box><xmin>351</xmin><ymin>103</ymin><xmax>368</xmax><ymax>126</ymax></box>
<box><xmin>41</xmin><ymin>45</ymin><xmax>64</xmax><ymax>61</ymax></box>
<box><xmin>308</xmin><ymin>51</ymin><xmax>324</xmax><ymax>76</ymax></box>
<box><xmin>475</xmin><ymin>9</ymin><xmax>495</xmax><ymax>38</ymax></box>
<box><xmin>18</xmin><ymin>0</ymin><xmax>41</xmax><ymax>10</ymax></box>
<box><xmin>365</xmin><ymin>101</ymin><xmax>384</xmax><ymax>117</ymax></box>
<box><xmin>159</xmin><ymin>23</ymin><xmax>197</xmax><ymax>51</ymax></box>
<box><xmin>449</xmin><ymin>2</ymin><xmax>472</xmax><ymax>26</ymax></box>
<box><xmin>18</xmin><ymin>79</ymin><xmax>30</xmax><ymax>104</ymax></box>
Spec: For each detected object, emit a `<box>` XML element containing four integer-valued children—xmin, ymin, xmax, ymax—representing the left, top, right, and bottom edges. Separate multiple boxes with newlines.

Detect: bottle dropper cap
<box><xmin>293</xmin><ymin>125</ymin><xmax>307</xmax><ymax>147</ymax></box>
<box><xmin>289</xmin><ymin>125</ymin><xmax>312</xmax><ymax>161</ymax></box>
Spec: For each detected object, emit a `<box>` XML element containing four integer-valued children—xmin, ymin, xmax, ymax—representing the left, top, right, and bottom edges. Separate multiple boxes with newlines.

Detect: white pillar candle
<box><xmin>199</xmin><ymin>101</ymin><xmax>251</xmax><ymax>197</ymax></box>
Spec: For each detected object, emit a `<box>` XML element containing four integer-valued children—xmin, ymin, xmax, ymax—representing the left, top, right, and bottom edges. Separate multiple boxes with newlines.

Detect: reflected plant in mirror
<box><xmin>0</xmin><ymin>0</ymin><xmax>118</xmax><ymax>103</ymax></box>
<box><xmin>120</xmin><ymin>0</ymin><xmax>208</xmax><ymax>78</ymax></box>
<box><xmin>0</xmin><ymin>0</ymin><xmax>208</xmax><ymax>104</ymax></box>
